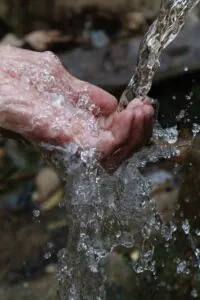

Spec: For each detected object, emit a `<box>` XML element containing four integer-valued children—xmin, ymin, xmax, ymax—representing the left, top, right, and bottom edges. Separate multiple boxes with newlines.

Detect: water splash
<box><xmin>52</xmin><ymin>0</ymin><xmax>200</xmax><ymax>298</ymax></box>
<box><xmin>52</xmin><ymin>116</ymin><xmax>200</xmax><ymax>299</ymax></box>
<box><xmin>191</xmin><ymin>289</ymin><xmax>198</xmax><ymax>298</ymax></box>
<box><xmin>52</xmin><ymin>121</ymin><xmax>181</xmax><ymax>299</ymax></box>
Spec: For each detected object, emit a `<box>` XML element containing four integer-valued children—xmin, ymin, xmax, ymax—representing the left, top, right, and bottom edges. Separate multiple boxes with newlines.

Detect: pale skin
<box><xmin>0</xmin><ymin>46</ymin><xmax>154</xmax><ymax>170</ymax></box>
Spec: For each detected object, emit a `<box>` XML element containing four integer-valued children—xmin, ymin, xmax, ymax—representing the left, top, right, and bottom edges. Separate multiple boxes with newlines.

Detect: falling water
<box><xmin>52</xmin><ymin>0</ymin><xmax>200</xmax><ymax>299</ymax></box>
<box><xmin>120</xmin><ymin>0</ymin><xmax>200</xmax><ymax>107</ymax></box>
<box><xmin>55</xmin><ymin>135</ymin><xmax>178</xmax><ymax>299</ymax></box>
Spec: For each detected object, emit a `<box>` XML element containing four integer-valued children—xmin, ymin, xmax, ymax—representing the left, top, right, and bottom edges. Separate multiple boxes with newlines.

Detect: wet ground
<box><xmin>0</xmin><ymin>275</ymin><xmax>58</xmax><ymax>300</ymax></box>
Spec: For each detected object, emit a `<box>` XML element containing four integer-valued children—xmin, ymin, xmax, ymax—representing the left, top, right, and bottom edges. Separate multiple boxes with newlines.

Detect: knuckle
<box><xmin>144</xmin><ymin>105</ymin><xmax>154</xmax><ymax>117</ymax></box>
<box><xmin>42</xmin><ymin>51</ymin><xmax>62</xmax><ymax>70</ymax></box>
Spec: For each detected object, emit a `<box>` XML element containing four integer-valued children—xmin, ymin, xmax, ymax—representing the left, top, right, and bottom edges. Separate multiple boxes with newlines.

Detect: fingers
<box><xmin>112</xmin><ymin>99</ymin><xmax>153</xmax><ymax>149</ymax></box>
<box><xmin>116</xmin><ymin>104</ymin><xmax>154</xmax><ymax>159</ymax></box>
<box><xmin>68</xmin><ymin>79</ymin><xmax>118</xmax><ymax>116</ymax></box>
<box><xmin>101</xmin><ymin>107</ymin><xmax>144</xmax><ymax>171</ymax></box>
<box><xmin>86</xmin><ymin>82</ymin><xmax>118</xmax><ymax>115</ymax></box>
<box><xmin>143</xmin><ymin>104</ymin><xmax>154</xmax><ymax>144</ymax></box>
<box><xmin>100</xmin><ymin>100</ymin><xmax>154</xmax><ymax>171</ymax></box>
<box><xmin>126</xmin><ymin>97</ymin><xmax>152</xmax><ymax>110</ymax></box>
<box><xmin>97</xmin><ymin>108</ymin><xmax>135</xmax><ymax>155</ymax></box>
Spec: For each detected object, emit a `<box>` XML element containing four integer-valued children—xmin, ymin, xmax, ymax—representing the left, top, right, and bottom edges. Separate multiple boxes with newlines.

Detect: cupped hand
<box><xmin>0</xmin><ymin>46</ymin><xmax>154</xmax><ymax>170</ymax></box>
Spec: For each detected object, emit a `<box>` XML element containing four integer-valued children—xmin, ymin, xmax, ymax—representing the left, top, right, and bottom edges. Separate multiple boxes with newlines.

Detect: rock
<box><xmin>150</xmin><ymin>178</ymin><xmax>180</xmax><ymax>222</ymax></box>
<box><xmin>32</xmin><ymin>167</ymin><xmax>62</xmax><ymax>209</ymax></box>
<box><xmin>90</xmin><ymin>30</ymin><xmax>109</xmax><ymax>48</ymax></box>
<box><xmin>24</xmin><ymin>30</ymin><xmax>72</xmax><ymax>51</ymax></box>
<box><xmin>44</xmin><ymin>264</ymin><xmax>57</xmax><ymax>274</ymax></box>
<box><xmin>57</xmin><ymin>23</ymin><xmax>200</xmax><ymax>93</ymax></box>
<box><xmin>0</xmin><ymin>275</ymin><xmax>58</xmax><ymax>300</ymax></box>
<box><xmin>0</xmin><ymin>33</ymin><xmax>24</xmax><ymax>47</ymax></box>
<box><xmin>0</xmin><ymin>208</ymin><xmax>68</xmax><ymax>284</ymax></box>
<box><xmin>178</xmin><ymin>133</ymin><xmax>200</xmax><ymax>231</ymax></box>
<box><xmin>105</xmin><ymin>251</ymin><xmax>135</xmax><ymax>291</ymax></box>
<box><xmin>40</xmin><ymin>188</ymin><xmax>64</xmax><ymax>211</ymax></box>
<box><xmin>125</xmin><ymin>12</ymin><xmax>146</xmax><ymax>32</ymax></box>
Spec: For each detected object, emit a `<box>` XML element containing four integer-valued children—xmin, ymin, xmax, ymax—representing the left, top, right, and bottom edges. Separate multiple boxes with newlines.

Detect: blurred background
<box><xmin>1</xmin><ymin>1</ymin><xmax>200</xmax><ymax>299</ymax></box>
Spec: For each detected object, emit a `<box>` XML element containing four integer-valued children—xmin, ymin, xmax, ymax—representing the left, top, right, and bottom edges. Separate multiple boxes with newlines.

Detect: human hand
<box><xmin>0</xmin><ymin>46</ymin><xmax>154</xmax><ymax>170</ymax></box>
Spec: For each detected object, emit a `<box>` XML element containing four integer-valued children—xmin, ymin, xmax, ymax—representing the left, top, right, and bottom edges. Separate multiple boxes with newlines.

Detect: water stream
<box><xmin>120</xmin><ymin>0</ymin><xmax>200</xmax><ymax>107</ymax></box>
<box><xmin>51</xmin><ymin>0</ymin><xmax>200</xmax><ymax>299</ymax></box>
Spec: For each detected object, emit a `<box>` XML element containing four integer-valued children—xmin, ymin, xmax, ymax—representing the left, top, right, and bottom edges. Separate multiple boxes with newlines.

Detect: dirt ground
<box><xmin>0</xmin><ymin>276</ymin><xmax>58</xmax><ymax>300</ymax></box>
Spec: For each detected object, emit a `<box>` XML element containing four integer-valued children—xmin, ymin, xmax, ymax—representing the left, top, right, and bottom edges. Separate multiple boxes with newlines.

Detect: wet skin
<box><xmin>0</xmin><ymin>46</ymin><xmax>154</xmax><ymax>169</ymax></box>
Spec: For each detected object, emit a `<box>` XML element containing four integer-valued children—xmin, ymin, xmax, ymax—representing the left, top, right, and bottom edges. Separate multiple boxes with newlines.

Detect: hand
<box><xmin>0</xmin><ymin>46</ymin><xmax>154</xmax><ymax>170</ymax></box>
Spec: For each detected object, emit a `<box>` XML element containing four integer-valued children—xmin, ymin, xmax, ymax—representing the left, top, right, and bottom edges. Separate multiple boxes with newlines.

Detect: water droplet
<box><xmin>192</xmin><ymin>123</ymin><xmax>200</xmax><ymax>136</ymax></box>
<box><xmin>185</xmin><ymin>92</ymin><xmax>193</xmax><ymax>101</ymax></box>
<box><xmin>161</xmin><ymin>222</ymin><xmax>177</xmax><ymax>241</ymax></box>
<box><xmin>176</xmin><ymin>259</ymin><xmax>189</xmax><ymax>274</ymax></box>
<box><xmin>176</xmin><ymin>109</ymin><xmax>186</xmax><ymax>121</ymax></box>
<box><xmin>134</xmin><ymin>264</ymin><xmax>143</xmax><ymax>274</ymax></box>
<box><xmin>116</xmin><ymin>231</ymin><xmax>121</xmax><ymax>238</ymax></box>
<box><xmin>191</xmin><ymin>288</ymin><xmax>198</xmax><ymax>298</ymax></box>
<box><xmin>47</xmin><ymin>242</ymin><xmax>54</xmax><ymax>249</ymax></box>
<box><xmin>163</xmin><ymin>126</ymin><xmax>178</xmax><ymax>144</ymax></box>
<box><xmin>33</xmin><ymin>209</ymin><xmax>40</xmax><ymax>218</ymax></box>
<box><xmin>182</xmin><ymin>219</ymin><xmax>190</xmax><ymax>235</ymax></box>
<box><xmin>194</xmin><ymin>248</ymin><xmax>200</xmax><ymax>260</ymax></box>
<box><xmin>44</xmin><ymin>252</ymin><xmax>52</xmax><ymax>259</ymax></box>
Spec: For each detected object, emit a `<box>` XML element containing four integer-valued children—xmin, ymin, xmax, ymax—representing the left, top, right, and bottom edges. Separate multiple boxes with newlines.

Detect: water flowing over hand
<box><xmin>0</xmin><ymin>46</ymin><xmax>153</xmax><ymax>170</ymax></box>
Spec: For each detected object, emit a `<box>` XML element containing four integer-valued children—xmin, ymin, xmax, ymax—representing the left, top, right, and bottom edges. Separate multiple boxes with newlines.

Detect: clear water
<box><xmin>55</xmin><ymin>131</ymin><xmax>177</xmax><ymax>299</ymax></box>
<box><xmin>50</xmin><ymin>0</ymin><xmax>200</xmax><ymax>299</ymax></box>
<box><xmin>120</xmin><ymin>0</ymin><xmax>200</xmax><ymax>107</ymax></box>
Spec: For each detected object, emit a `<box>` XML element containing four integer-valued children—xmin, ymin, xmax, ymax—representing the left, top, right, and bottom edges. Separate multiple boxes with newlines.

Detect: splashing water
<box><xmin>55</xmin><ymin>133</ymin><xmax>177</xmax><ymax>299</ymax></box>
<box><xmin>50</xmin><ymin>0</ymin><xmax>200</xmax><ymax>299</ymax></box>
<box><xmin>52</xmin><ymin>120</ymin><xmax>182</xmax><ymax>299</ymax></box>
